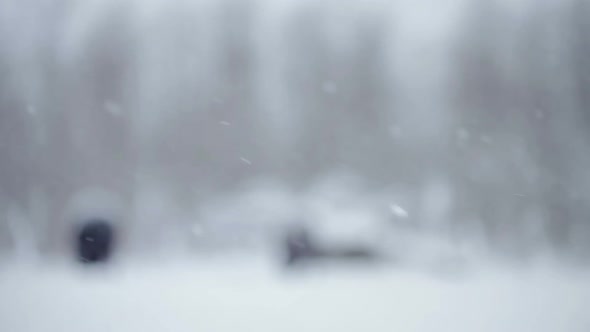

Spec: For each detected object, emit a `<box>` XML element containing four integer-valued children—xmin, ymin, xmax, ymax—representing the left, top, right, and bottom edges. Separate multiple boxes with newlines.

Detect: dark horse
<box><xmin>76</xmin><ymin>219</ymin><xmax>115</xmax><ymax>264</ymax></box>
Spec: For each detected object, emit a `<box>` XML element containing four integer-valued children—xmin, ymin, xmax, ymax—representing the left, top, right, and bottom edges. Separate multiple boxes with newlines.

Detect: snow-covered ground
<box><xmin>2</xmin><ymin>179</ymin><xmax>588</xmax><ymax>331</ymax></box>
<box><xmin>0</xmin><ymin>258</ymin><xmax>589</xmax><ymax>332</ymax></box>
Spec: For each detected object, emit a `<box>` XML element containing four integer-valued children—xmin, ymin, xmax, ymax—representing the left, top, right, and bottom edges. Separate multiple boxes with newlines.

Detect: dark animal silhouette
<box><xmin>285</xmin><ymin>227</ymin><xmax>318</xmax><ymax>265</ymax></box>
<box><xmin>284</xmin><ymin>226</ymin><xmax>379</xmax><ymax>266</ymax></box>
<box><xmin>76</xmin><ymin>219</ymin><xmax>115</xmax><ymax>264</ymax></box>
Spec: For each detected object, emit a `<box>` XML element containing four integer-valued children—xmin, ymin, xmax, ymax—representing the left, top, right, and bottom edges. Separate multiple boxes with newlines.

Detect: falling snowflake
<box><xmin>389</xmin><ymin>125</ymin><xmax>403</xmax><ymax>139</ymax></box>
<box><xmin>104</xmin><ymin>101</ymin><xmax>122</xmax><ymax>116</ymax></box>
<box><xmin>322</xmin><ymin>81</ymin><xmax>338</xmax><ymax>94</ymax></box>
<box><xmin>191</xmin><ymin>224</ymin><xmax>204</xmax><ymax>237</ymax></box>
<box><xmin>480</xmin><ymin>135</ymin><xmax>493</xmax><ymax>145</ymax></box>
<box><xmin>26</xmin><ymin>105</ymin><xmax>36</xmax><ymax>115</ymax></box>
<box><xmin>456</xmin><ymin>128</ymin><xmax>470</xmax><ymax>141</ymax></box>
<box><xmin>390</xmin><ymin>204</ymin><xmax>409</xmax><ymax>218</ymax></box>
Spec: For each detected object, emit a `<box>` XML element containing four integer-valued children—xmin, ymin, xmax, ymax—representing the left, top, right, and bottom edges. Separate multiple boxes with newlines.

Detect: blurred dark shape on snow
<box><xmin>284</xmin><ymin>225</ymin><xmax>317</xmax><ymax>266</ymax></box>
<box><xmin>75</xmin><ymin>219</ymin><xmax>115</xmax><ymax>264</ymax></box>
<box><xmin>284</xmin><ymin>224</ymin><xmax>382</xmax><ymax>267</ymax></box>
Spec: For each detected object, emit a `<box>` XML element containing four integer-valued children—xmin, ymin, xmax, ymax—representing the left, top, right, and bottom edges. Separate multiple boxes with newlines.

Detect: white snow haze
<box><xmin>1</xmin><ymin>0</ymin><xmax>590</xmax><ymax>331</ymax></box>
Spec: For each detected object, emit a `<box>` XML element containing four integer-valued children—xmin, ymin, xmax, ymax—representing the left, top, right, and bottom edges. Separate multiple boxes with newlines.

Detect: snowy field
<box><xmin>1</xmin><ymin>258</ymin><xmax>589</xmax><ymax>332</ymax></box>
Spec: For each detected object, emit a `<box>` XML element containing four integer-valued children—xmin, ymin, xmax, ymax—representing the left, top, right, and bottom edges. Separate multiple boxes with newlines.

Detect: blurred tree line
<box><xmin>0</xmin><ymin>0</ymin><xmax>589</xmax><ymax>261</ymax></box>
